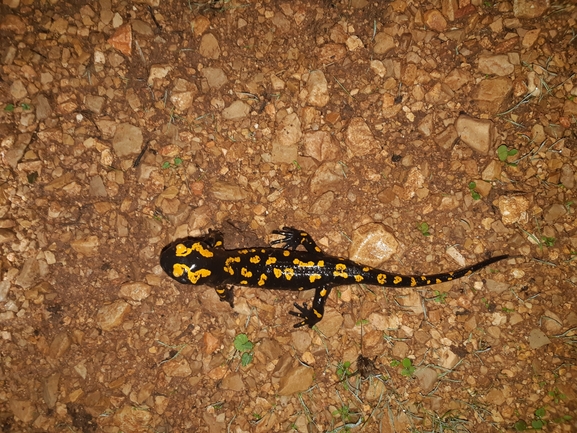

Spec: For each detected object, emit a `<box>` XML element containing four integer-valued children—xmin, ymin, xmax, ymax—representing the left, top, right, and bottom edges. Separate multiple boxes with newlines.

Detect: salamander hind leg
<box><xmin>271</xmin><ymin>226</ymin><xmax>324</xmax><ymax>254</ymax></box>
<box><xmin>289</xmin><ymin>285</ymin><xmax>332</xmax><ymax>328</ymax></box>
<box><xmin>214</xmin><ymin>285</ymin><xmax>235</xmax><ymax>308</ymax></box>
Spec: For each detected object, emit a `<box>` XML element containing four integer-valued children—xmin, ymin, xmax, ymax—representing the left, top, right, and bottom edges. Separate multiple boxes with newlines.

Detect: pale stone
<box><xmin>222</xmin><ymin>100</ymin><xmax>250</xmax><ymax>120</ymax></box>
<box><xmin>112</xmin><ymin>123</ymin><xmax>143</xmax><ymax>157</ymax></box>
<box><xmin>513</xmin><ymin>0</ymin><xmax>549</xmax><ymax>18</ymax></box>
<box><xmin>306</xmin><ymin>70</ymin><xmax>330</xmax><ymax>107</ymax></box>
<box><xmin>199</xmin><ymin>33</ymin><xmax>220</xmax><ymax>59</ymax></box>
<box><xmin>473</xmin><ymin>77</ymin><xmax>513</xmax><ymax>113</ymax></box>
<box><xmin>454</xmin><ymin>115</ymin><xmax>495</xmax><ymax>154</ymax></box>
<box><xmin>423</xmin><ymin>9</ymin><xmax>447</xmax><ymax>32</ymax></box>
<box><xmin>349</xmin><ymin>223</ymin><xmax>399</xmax><ymax>267</ymax></box>
<box><xmin>96</xmin><ymin>300</ymin><xmax>131</xmax><ymax>331</ymax></box>
<box><xmin>344</xmin><ymin>117</ymin><xmax>378</xmax><ymax>157</ymax></box>
<box><xmin>278</xmin><ymin>365</ymin><xmax>314</xmax><ymax>395</ymax></box>
<box><xmin>478</xmin><ymin>55</ymin><xmax>514</xmax><ymax>76</ymax></box>
<box><xmin>498</xmin><ymin>196</ymin><xmax>529</xmax><ymax>225</ymax></box>
<box><xmin>373</xmin><ymin>32</ymin><xmax>396</xmax><ymax>54</ymax></box>
<box><xmin>201</xmin><ymin>67</ymin><xmax>228</xmax><ymax>89</ymax></box>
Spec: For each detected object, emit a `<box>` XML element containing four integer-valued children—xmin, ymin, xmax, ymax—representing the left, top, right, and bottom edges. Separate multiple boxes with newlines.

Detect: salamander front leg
<box><xmin>205</xmin><ymin>229</ymin><xmax>225</xmax><ymax>249</ymax></box>
<box><xmin>289</xmin><ymin>286</ymin><xmax>332</xmax><ymax>328</ymax></box>
<box><xmin>271</xmin><ymin>226</ymin><xmax>324</xmax><ymax>255</ymax></box>
<box><xmin>214</xmin><ymin>285</ymin><xmax>234</xmax><ymax>308</ymax></box>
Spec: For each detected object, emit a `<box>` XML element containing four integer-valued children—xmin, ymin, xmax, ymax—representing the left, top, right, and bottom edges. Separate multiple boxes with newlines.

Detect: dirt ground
<box><xmin>1</xmin><ymin>0</ymin><xmax>576</xmax><ymax>432</ymax></box>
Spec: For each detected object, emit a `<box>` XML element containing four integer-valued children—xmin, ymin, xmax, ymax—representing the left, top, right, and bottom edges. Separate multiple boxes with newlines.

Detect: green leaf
<box><xmin>240</xmin><ymin>351</ymin><xmax>253</xmax><ymax>366</ymax></box>
<box><xmin>234</xmin><ymin>333</ymin><xmax>253</xmax><ymax>352</ymax></box>
<box><xmin>4</xmin><ymin>103</ymin><xmax>15</xmax><ymax>112</ymax></box>
<box><xmin>513</xmin><ymin>420</ymin><xmax>527</xmax><ymax>431</ymax></box>
<box><xmin>497</xmin><ymin>145</ymin><xmax>509</xmax><ymax>162</ymax></box>
<box><xmin>21</xmin><ymin>103</ymin><xmax>31</xmax><ymax>110</ymax></box>
<box><xmin>173</xmin><ymin>157</ymin><xmax>183</xmax><ymax>165</ymax></box>
<box><xmin>161</xmin><ymin>161</ymin><xmax>171</xmax><ymax>169</ymax></box>
<box><xmin>401</xmin><ymin>358</ymin><xmax>412</xmax><ymax>368</ymax></box>
<box><xmin>531</xmin><ymin>419</ymin><xmax>544</xmax><ymax>429</ymax></box>
<box><xmin>534</xmin><ymin>407</ymin><xmax>546</xmax><ymax>418</ymax></box>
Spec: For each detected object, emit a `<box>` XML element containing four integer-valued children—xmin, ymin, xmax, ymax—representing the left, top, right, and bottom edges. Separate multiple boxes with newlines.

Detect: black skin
<box><xmin>160</xmin><ymin>227</ymin><xmax>509</xmax><ymax>328</ymax></box>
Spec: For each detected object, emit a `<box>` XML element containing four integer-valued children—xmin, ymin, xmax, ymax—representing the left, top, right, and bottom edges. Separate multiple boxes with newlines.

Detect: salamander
<box><xmin>159</xmin><ymin>227</ymin><xmax>509</xmax><ymax>328</ymax></box>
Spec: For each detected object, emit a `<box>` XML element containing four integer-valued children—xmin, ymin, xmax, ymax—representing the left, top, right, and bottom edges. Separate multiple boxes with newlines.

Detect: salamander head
<box><xmin>159</xmin><ymin>237</ymin><xmax>215</xmax><ymax>285</ymax></box>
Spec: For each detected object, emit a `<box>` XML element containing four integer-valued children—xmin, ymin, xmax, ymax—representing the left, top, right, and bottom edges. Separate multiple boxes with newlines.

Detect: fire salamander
<box><xmin>160</xmin><ymin>227</ymin><xmax>509</xmax><ymax>328</ymax></box>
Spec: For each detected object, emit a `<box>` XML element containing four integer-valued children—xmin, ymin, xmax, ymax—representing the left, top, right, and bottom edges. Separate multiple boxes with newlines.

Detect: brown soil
<box><xmin>1</xmin><ymin>1</ymin><xmax>576</xmax><ymax>432</ymax></box>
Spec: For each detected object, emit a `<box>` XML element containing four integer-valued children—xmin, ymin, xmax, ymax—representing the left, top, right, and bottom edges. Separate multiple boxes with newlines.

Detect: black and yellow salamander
<box><xmin>160</xmin><ymin>227</ymin><xmax>509</xmax><ymax>328</ymax></box>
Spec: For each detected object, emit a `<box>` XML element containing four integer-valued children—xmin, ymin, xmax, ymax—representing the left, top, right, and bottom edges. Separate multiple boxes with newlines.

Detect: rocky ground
<box><xmin>1</xmin><ymin>0</ymin><xmax>576</xmax><ymax>432</ymax></box>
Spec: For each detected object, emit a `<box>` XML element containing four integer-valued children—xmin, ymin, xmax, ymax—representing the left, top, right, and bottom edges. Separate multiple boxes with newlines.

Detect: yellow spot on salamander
<box><xmin>240</xmin><ymin>280</ymin><xmax>248</xmax><ymax>285</ymax></box>
<box><xmin>187</xmin><ymin>268</ymin><xmax>211</xmax><ymax>284</ymax></box>
<box><xmin>226</xmin><ymin>256</ymin><xmax>241</xmax><ymax>265</ymax></box>
<box><xmin>266</xmin><ymin>257</ymin><xmax>277</xmax><ymax>265</ymax></box>
<box><xmin>319</xmin><ymin>288</ymin><xmax>327</xmax><ymax>297</ymax></box>
<box><xmin>174</xmin><ymin>244</ymin><xmax>189</xmax><ymax>257</ymax></box>
<box><xmin>241</xmin><ymin>267</ymin><xmax>253</xmax><ymax>278</ymax></box>
<box><xmin>435</xmin><ymin>278</ymin><xmax>442</xmax><ymax>284</ymax></box>
<box><xmin>410</xmin><ymin>277</ymin><xmax>417</xmax><ymax>286</ymax></box>
<box><xmin>273</xmin><ymin>268</ymin><xmax>282</xmax><ymax>278</ymax></box>
<box><xmin>362</xmin><ymin>267</ymin><xmax>370</xmax><ymax>272</ymax></box>
<box><xmin>239</xmin><ymin>249</ymin><xmax>248</xmax><ymax>254</ymax></box>
<box><xmin>216</xmin><ymin>288</ymin><xmax>225</xmax><ymax>294</ymax></box>
<box><xmin>223</xmin><ymin>265</ymin><xmax>234</xmax><ymax>275</ymax></box>
<box><xmin>315</xmin><ymin>246</ymin><xmax>321</xmax><ymax>252</ymax></box>
<box><xmin>283</xmin><ymin>250</ymin><xmax>290</xmax><ymax>257</ymax></box>
<box><xmin>317</xmin><ymin>260</ymin><xmax>324</xmax><ymax>267</ymax></box>
<box><xmin>309</xmin><ymin>274</ymin><xmax>321</xmax><ymax>283</ymax></box>
<box><xmin>377</xmin><ymin>274</ymin><xmax>387</xmax><ymax>284</ymax></box>
<box><xmin>313</xmin><ymin>309</ymin><xmax>322</xmax><ymax>318</ymax></box>
<box><xmin>284</xmin><ymin>268</ymin><xmax>295</xmax><ymax>280</ymax></box>
<box><xmin>354</xmin><ymin>275</ymin><xmax>364</xmax><ymax>282</ymax></box>
<box><xmin>335</xmin><ymin>263</ymin><xmax>346</xmax><ymax>271</ymax></box>
<box><xmin>172</xmin><ymin>263</ymin><xmax>186</xmax><ymax>278</ymax></box>
<box><xmin>293</xmin><ymin>259</ymin><xmax>314</xmax><ymax>267</ymax></box>
<box><xmin>393</xmin><ymin>276</ymin><xmax>403</xmax><ymax>284</ymax></box>
<box><xmin>224</xmin><ymin>256</ymin><xmax>240</xmax><ymax>275</ymax></box>
<box><xmin>215</xmin><ymin>241</ymin><xmax>223</xmax><ymax>247</ymax></box>
<box><xmin>334</xmin><ymin>271</ymin><xmax>348</xmax><ymax>278</ymax></box>
<box><xmin>250</xmin><ymin>255</ymin><xmax>261</xmax><ymax>264</ymax></box>
<box><xmin>250</xmin><ymin>249</ymin><xmax>256</xmax><ymax>252</ymax></box>
<box><xmin>175</xmin><ymin>242</ymin><xmax>214</xmax><ymax>258</ymax></box>
<box><xmin>258</xmin><ymin>274</ymin><xmax>267</xmax><ymax>286</ymax></box>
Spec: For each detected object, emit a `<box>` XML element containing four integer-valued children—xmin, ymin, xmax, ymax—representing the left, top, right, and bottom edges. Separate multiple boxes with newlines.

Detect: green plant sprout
<box><xmin>547</xmin><ymin>387</ymin><xmax>566</xmax><ymax>404</ymax></box>
<box><xmin>162</xmin><ymin>157</ymin><xmax>183</xmax><ymax>169</ymax></box>
<box><xmin>514</xmin><ymin>407</ymin><xmax>547</xmax><ymax>430</ymax></box>
<box><xmin>417</xmin><ymin>222</ymin><xmax>431</xmax><ymax>236</ymax></box>
<box><xmin>233</xmin><ymin>333</ymin><xmax>254</xmax><ymax>366</ymax></box>
<box><xmin>336</xmin><ymin>361</ymin><xmax>353</xmax><ymax>381</ymax></box>
<box><xmin>432</xmin><ymin>290</ymin><xmax>447</xmax><ymax>303</ymax></box>
<box><xmin>468</xmin><ymin>182</ymin><xmax>481</xmax><ymax>200</ymax></box>
<box><xmin>332</xmin><ymin>404</ymin><xmax>352</xmax><ymax>422</ymax></box>
<box><xmin>497</xmin><ymin>144</ymin><xmax>519</xmax><ymax>163</ymax></box>
<box><xmin>390</xmin><ymin>357</ymin><xmax>416</xmax><ymax>376</ymax></box>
